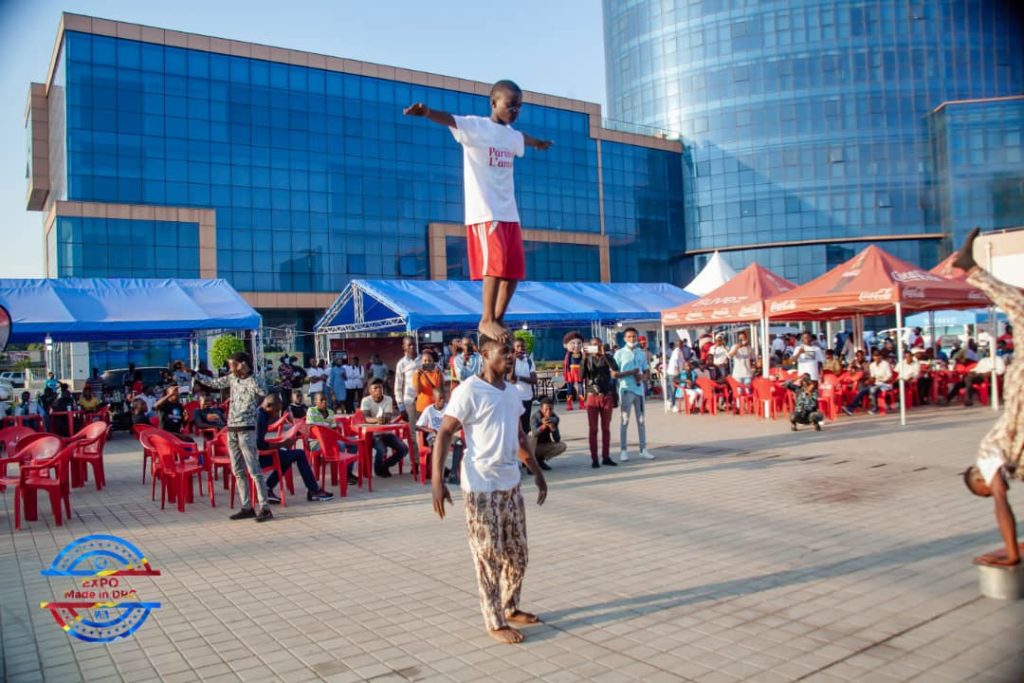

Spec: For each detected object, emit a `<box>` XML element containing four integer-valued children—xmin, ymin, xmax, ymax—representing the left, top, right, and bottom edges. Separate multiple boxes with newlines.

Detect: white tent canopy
<box><xmin>684</xmin><ymin>251</ymin><xmax>737</xmax><ymax>296</ymax></box>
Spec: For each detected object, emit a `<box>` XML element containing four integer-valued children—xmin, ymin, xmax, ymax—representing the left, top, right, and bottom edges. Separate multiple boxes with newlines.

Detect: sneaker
<box><xmin>601</xmin><ymin>458</ymin><xmax>618</xmax><ymax>467</ymax></box>
<box><xmin>591</xmin><ymin>460</ymin><xmax>600</xmax><ymax>468</ymax></box>
<box><xmin>538</xmin><ymin>460</ymin><xmax>551</xmax><ymax>471</ymax></box>
<box><xmin>841</xmin><ymin>406</ymin><xmax>854</xmax><ymax>417</ymax></box>
<box><xmin>307</xmin><ymin>490</ymin><xmax>334</xmax><ymax>502</ymax></box>
<box><xmin>255</xmin><ymin>508</ymin><xmax>273</xmax><ymax>523</ymax></box>
<box><xmin>867</xmin><ymin>409</ymin><xmax>878</xmax><ymax>416</ymax></box>
<box><xmin>790</xmin><ymin>422</ymin><xmax>798</xmax><ymax>432</ymax></box>
<box><xmin>229</xmin><ymin>507</ymin><xmax>256</xmax><ymax>521</ymax></box>
<box><xmin>640</xmin><ymin>450</ymin><xmax>655</xmax><ymax>460</ymax></box>
<box><xmin>347</xmin><ymin>474</ymin><xmax>359</xmax><ymax>485</ymax></box>
<box><xmin>266</xmin><ymin>491</ymin><xmax>281</xmax><ymax>505</ymax></box>
<box><xmin>619</xmin><ymin>451</ymin><xmax>629</xmax><ymax>462</ymax></box>
<box><xmin>814</xmin><ymin>422</ymin><xmax>822</xmax><ymax>432</ymax></box>
<box><xmin>671</xmin><ymin>406</ymin><xmax>680</xmax><ymax>413</ymax></box>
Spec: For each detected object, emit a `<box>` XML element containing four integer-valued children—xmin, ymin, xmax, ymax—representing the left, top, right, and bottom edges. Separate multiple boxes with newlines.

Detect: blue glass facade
<box><xmin>55</xmin><ymin>217</ymin><xmax>199</xmax><ymax>278</ymax></box>
<box><xmin>604</xmin><ymin>0</ymin><xmax>1024</xmax><ymax>282</ymax></box>
<box><xmin>929</xmin><ymin>97</ymin><xmax>1024</xmax><ymax>249</ymax></box>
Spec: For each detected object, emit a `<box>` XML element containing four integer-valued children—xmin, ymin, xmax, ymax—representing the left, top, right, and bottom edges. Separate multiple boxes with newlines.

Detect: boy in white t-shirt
<box><xmin>430</xmin><ymin>337</ymin><xmax>548</xmax><ymax>644</ymax></box>
<box><xmin>404</xmin><ymin>80</ymin><xmax>552</xmax><ymax>343</ymax></box>
<box><xmin>416</xmin><ymin>387</ymin><xmax>464</xmax><ymax>485</ymax></box>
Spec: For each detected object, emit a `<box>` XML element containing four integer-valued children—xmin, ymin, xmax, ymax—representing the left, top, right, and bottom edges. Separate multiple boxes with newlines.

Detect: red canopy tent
<box><xmin>662</xmin><ymin>262</ymin><xmax>796</xmax><ymax>326</ymax></box>
<box><xmin>930</xmin><ymin>252</ymin><xmax>969</xmax><ymax>281</ymax></box>
<box><xmin>763</xmin><ymin>245</ymin><xmax>990</xmax><ymax>424</ymax></box>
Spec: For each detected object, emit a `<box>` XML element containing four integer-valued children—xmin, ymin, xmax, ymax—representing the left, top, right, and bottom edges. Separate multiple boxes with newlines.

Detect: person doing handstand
<box><xmin>404</xmin><ymin>80</ymin><xmax>552</xmax><ymax>342</ymax></box>
<box><xmin>957</xmin><ymin>228</ymin><xmax>1024</xmax><ymax>566</ymax></box>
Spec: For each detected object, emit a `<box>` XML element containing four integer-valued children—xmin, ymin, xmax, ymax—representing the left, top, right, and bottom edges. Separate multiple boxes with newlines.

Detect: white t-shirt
<box><xmin>730</xmin><ymin>344</ymin><xmax>753</xmax><ymax>379</ymax></box>
<box><xmin>667</xmin><ymin>347</ymin><xmax>685</xmax><ymax>377</ymax></box>
<box><xmin>869</xmin><ymin>360</ymin><xmax>894</xmax><ymax>385</ymax></box>
<box><xmin>795</xmin><ymin>344</ymin><xmax>824</xmax><ymax>380</ymax></box>
<box><xmin>416</xmin><ymin>404</ymin><xmax>445</xmax><ymax>432</ymax></box>
<box><xmin>395</xmin><ymin>356</ymin><xmax>420</xmax><ymax>405</ymax></box>
<box><xmin>444</xmin><ymin>376</ymin><xmax>523</xmax><ymax>493</ymax></box>
<box><xmin>511</xmin><ymin>355</ymin><xmax>535</xmax><ymax>402</ymax></box>
<box><xmin>451</xmin><ymin>115</ymin><xmax>525</xmax><ymax>225</ymax></box>
<box><xmin>359</xmin><ymin>395</ymin><xmax>394</xmax><ymax>420</ymax></box>
<box><xmin>307</xmin><ymin>367</ymin><xmax>325</xmax><ymax>394</ymax></box>
<box><xmin>710</xmin><ymin>344</ymin><xmax>730</xmax><ymax>367</ymax></box>
<box><xmin>345</xmin><ymin>365</ymin><xmax>364</xmax><ymax>390</ymax></box>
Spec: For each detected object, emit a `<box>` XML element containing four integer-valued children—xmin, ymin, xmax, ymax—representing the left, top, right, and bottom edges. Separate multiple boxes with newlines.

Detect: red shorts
<box><xmin>466</xmin><ymin>221</ymin><xmax>525</xmax><ymax>281</ymax></box>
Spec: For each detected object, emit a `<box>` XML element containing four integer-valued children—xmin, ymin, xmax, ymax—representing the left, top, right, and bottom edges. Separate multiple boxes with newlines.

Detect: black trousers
<box><xmin>260</xmin><ymin>449</ymin><xmax>319</xmax><ymax>493</ymax></box>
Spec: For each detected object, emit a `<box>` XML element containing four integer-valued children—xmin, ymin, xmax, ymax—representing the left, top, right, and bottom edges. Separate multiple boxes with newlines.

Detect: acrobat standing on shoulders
<box><xmin>404</xmin><ymin>80</ymin><xmax>552</xmax><ymax>343</ymax></box>
<box><xmin>957</xmin><ymin>228</ymin><xmax>1024</xmax><ymax>566</ymax></box>
<box><xmin>562</xmin><ymin>331</ymin><xmax>585</xmax><ymax>411</ymax></box>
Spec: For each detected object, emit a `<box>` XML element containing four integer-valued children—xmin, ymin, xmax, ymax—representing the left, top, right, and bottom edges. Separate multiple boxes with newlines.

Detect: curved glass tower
<box><xmin>604</xmin><ymin>1</ymin><xmax>1024</xmax><ymax>282</ymax></box>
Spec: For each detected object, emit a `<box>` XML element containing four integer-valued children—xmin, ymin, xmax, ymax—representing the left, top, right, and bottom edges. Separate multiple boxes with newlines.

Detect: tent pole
<box><xmin>928</xmin><ymin>310</ymin><xmax>935</xmax><ymax>356</ymax></box>
<box><xmin>896</xmin><ymin>303</ymin><xmax>906</xmax><ymax>427</ymax></box>
<box><xmin>661</xmin><ymin>322</ymin><xmax>670</xmax><ymax>412</ymax></box>
<box><xmin>414</xmin><ymin>329</ymin><xmax>420</xmax><ymax>355</ymax></box>
<box><xmin>761</xmin><ymin>314</ymin><xmax>771</xmax><ymax>419</ymax></box>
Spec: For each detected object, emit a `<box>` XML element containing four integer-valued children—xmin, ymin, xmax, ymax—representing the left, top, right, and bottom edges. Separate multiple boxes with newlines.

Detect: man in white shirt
<box><xmin>842</xmin><ymin>349</ymin><xmax>893</xmax><ymax>415</ymax></box>
<box><xmin>404</xmin><ymin>81</ymin><xmax>551</xmax><ymax>343</ymax></box>
<box><xmin>344</xmin><ymin>356</ymin><xmax>366</xmax><ymax>414</ymax></box>
<box><xmin>359</xmin><ymin>379</ymin><xmax>408</xmax><ymax>478</ymax></box>
<box><xmin>793</xmin><ymin>332</ymin><xmax>825</xmax><ymax>381</ymax></box>
<box><xmin>509</xmin><ymin>338</ymin><xmax>537</xmax><ymax>435</ymax></box>
<box><xmin>709</xmin><ymin>334</ymin><xmax>731</xmax><ymax>380</ymax></box>
<box><xmin>943</xmin><ymin>352</ymin><xmax>1006</xmax><ymax>406</ymax></box>
<box><xmin>394</xmin><ymin>336</ymin><xmax>421</xmax><ymax>426</ymax></box>
<box><xmin>306</xmin><ymin>360</ymin><xmax>326</xmax><ymax>400</ymax></box>
<box><xmin>430</xmin><ymin>337</ymin><xmax>547</xmax><ymax>644</ymax></box>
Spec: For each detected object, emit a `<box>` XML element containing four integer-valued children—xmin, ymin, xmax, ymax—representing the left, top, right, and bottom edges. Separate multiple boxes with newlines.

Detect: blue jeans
<box><xmin>373</xmin><ymin>432</ymin><xmax>409</xmax><ymax>472</ymax></box>
<box><xmin>619</xmin><ymin>391</ymin><xmax>646</xmax><ymax>451</ymax></box>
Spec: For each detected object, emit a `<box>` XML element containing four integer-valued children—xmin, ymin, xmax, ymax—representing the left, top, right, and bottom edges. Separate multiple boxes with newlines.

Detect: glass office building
<box><xmin>604</xmin><ymin>0</ymin><xmax>1024</xmax><ymax>283</ymax></box>
<box><xmin>27</xmin><ymin>14</ymin><xmax>682</xmax><ymax>366</ymax></box>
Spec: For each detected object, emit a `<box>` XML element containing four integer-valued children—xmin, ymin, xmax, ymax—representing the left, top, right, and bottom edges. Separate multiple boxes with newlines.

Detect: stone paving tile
<box><xmin>2</xmin><ymin>405</ymin><xmax>1024</xmax><ymax>681</ymax></box>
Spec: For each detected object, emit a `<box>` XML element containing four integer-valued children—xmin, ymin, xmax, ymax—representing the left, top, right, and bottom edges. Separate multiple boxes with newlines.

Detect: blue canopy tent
<box><xmin>0</xmin><ymin>278</ymin><xmax>263</xmax><ymax>374</ymax></box>
<box><xmin>314</xmin><ymin>279</ymin><xmax>694</xmax><ymax>355</ymax></box>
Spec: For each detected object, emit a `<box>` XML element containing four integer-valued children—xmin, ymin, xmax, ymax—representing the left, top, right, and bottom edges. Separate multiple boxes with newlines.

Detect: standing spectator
<box><xmin>369</xmin><ymin>354</ymin><xmax>389</xmax><ymax>385</ymax></box>
<box><xmin>306</xmin><ymin>359</ymin><xmax>325</xmax><ymax>401</ymax></box>
<box><xmin>793</xmin><ymin>331</ymin><xmax>825</xmax><ymax>381</ymax></box>
<box><xmin>529</xmin><ymin>399</ymin><xmax>566</xmax><ymax>470</ymax></box>
<box><xmin>509</xmin><ymin>338</ymin><xmax>537</xmax><ymax>435</ymax></box>
<box><xmin>614</xmin><ymin>327</ymin><xmax>654</xmax><ymax>462</ymax></box>
<box><xmin>173</xmin><ymin>362</ymin><xmax>192</xmax><ymax>394</ymax></box>
<box><xmin>413</xmin><ymin>351</ymin><xmax>444</xmax><ymax>415</ymax></box>
<box><xmin>44</xmin><ymin>371</ymin><xmax>59</xmax><ymax>393</ymax></box>
<box><xmin>842</xmin><ymin>349</ymin><xmax>893</xmax><ymax>416</ymax></box>
<box><xmin>344</xmin><ymin>356</ymin><xmax>365</xmax><ymax>414</ymax></box>
<box><xmin>277</xmin><ymin>355</ymin><xmax>294</xmax><ymax>398</ymax></box>
<box><xmin>453</xmin><ymin>336</ymin><xmax>483</xmax><ymax>384</ymax></box>
<box><xmin>728</xmin><ymin>331</ymin><xmax>755</xmax><ymax>386</ymax></box>
<box><xmin>122</xmin><ymin>362</ymin><xmax>136</xmax><ymax>396</ymax></box>
<box><xmin>359</xmin><ymin>378</ymin><xmax>409</xmax><ymax>478</ymax></box>
<box><xmin>395</xmin><ymin>336</ymin><xmax>420</xmax><ymax>426</ymax></box>
<box><xmin>790</xmin><ymin>377</ymin><xmax>823</xmax><ymax>431</ymax></box>
<box><xmin>581</xmin><ymin>337</ymin><xmax>618</xmax><ymax>468</ymax></box>
<box><xmin>191</xmin><ymin>352</ymin><xmax>272</xmax><ymax>522</ymax></box>
<box><xmin>998</xmin><ymin>323</ymin><xmax>1014</xmax><ymax>354</ymax></box>
<box><xmin>709</xmin><ymin>334</ymin><xmax>730</xmax><ymax>380</ymax></box>
<box><xmin>326</xmin><ymin>358</ymin><xmax>347</xmax><ymax>412</ymax></box>
<box><xmin>86</xmin><ymin>368</ymin><xmax>105</xmax><ymax>396</ymax></box>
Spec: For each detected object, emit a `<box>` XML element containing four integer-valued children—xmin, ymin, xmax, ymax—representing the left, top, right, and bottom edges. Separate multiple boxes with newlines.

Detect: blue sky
<box><xmin>0</xmin><ymin>0</ymin><xmax>606</xmax><ymax>276</ymax></box>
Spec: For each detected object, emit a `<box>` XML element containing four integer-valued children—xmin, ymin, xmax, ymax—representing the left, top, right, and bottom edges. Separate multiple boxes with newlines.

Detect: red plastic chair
<box><xmin>415</xmin><ymin>431</ymin><xmax>433</xmax><ymax>485</ymax></box>
<box><xmin>725</xmin><ymin>377</ymin><xmax>754</xmax><ymax>415</ymax></box>
<box><xmin>204</xmin><ymin>430</ymin><xmax>234</xmax><ymax>490</ymax></box>
<box><xmin>752</xmin><ymin>378</ymin><xmax>781</xmax><ymax>420</ymax></box>
<box><xmin>818</xmin><ymin>383</ymin><xmax>840</xmax><ymax>421</ymax></box>
<box><xmin>133</xmin><ymin>423</ymin><xmax>158</xmax><ymax>483</ymax></box>
<box><xmin>84</xmin><ymin>405</ymin><xmax>111</xmax><ymax>426</ymax></box>
<box><xmin>149</xmin><ymin>434</ymin><xmax>205</xmax><ymax>513</ymax></box>
<box><xmin>336</xmin><ymin>415</ymin><xmax>376</xmax><ymax>489</ymax></box>
<box><xmin>695</xmin><ymin>377</ymin><xmax>723</xmax><ymax>415</ymax></box>
<box><xmin>181</xmin><ymin>401</ymin><xmax>200</xmax><ymax>435</ymax></box>
<box><xmin>0</xmin><ymin>426</ymin><xmax>37</xmax><ymax>490</ymax></box>
<box><xmin>70</xmin><ymin>422</ymin><xmax>110</xmax><ymax>490</ymax></box>
<box><xmin>309</xmin><ymin>425</ymin><xmax>362</xmax><ymax>497</ymax></box>
<box><xmin>13</xmin><ymin>437</ymin><xmax>73</xmax><ymax>530</ymax></box>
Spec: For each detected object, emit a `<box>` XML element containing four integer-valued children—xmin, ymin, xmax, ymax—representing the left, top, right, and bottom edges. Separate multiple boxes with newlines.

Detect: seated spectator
<box><xmin>842</xmin><ymin>349</ymin><xmax>893</xmax><ymax>416</ymax></box>
<box><xmin>790</xmin><ymin>377</ymin><xmax>823</xmax><ymax>431</ymax></box>
<box><xmin>130</xmin><ymin>398</ymin><xmax>150</xmax><ymax>427</ymax></box>
<box><xmin>78</xmin><ymin>385</ymin><xmax>103</xmax><ymax>414</ymax></box>
<box><xmin>673</xmin><ymin>360</ymin><xmax>702</xmax><ymax>413</ymax></box>
<box><xmin>822</xmin><ymin>349</ymin><xmax>842</xmax><ymax>375</ymax></box>
<box><xmin>50</xmin><ymin>384</ymin><xmax>79</xmax><ymax>437</ymax></box>
<box><xmin>85</xmin><ymin>368</ymin><xmax>105</xmax><ymax>396</ymax></box>
<box><xmin>287</xmin><ymin>390</ymin><xmax>308</xmax><ymax>420</ymax></box>
<box><xmin>942</xmin><ymin>352</ymin><xmax>1005</xmax><ymax>407</ymax></box>
<box><xmin>416</xmin><ymin>387</ymin><xmax>463</xmax><ymax>485</ymax></box>
<box><xmin>192</xmin><ymin>392</ymin><xmax>226</xmax><ymax>432</ymax></box>
<box><xmin>848</xmin><ymin>349</ymin><xmax>868</xmax><ymax>373</ymax></box>
<box><xmin>359</xmin><ymin>378</ymin><xmax>409</xmax><ymax>478</ymax></box>
<box><xmin>154</xmin><ymin>386</ymin><xmax>189</xmax><ymax>438</ymax></box>
<box><xmin>306</xmin><ymin>392</ymin><xmax>357</xmax><ymax>485</ymax></box>
<box><xmin>14</xmin><ymin>390</ymin><xmax>44</xmax><ymax>419</ymax></box>
<box><xmin>257</xmin><ymin>395</ymin><xmax>333</xmax><ymax>504</ymax></box>
<box><xmin>529</xmin><ymin>399</ymin><xmax>566</xmax><ymax>471</ymax></box>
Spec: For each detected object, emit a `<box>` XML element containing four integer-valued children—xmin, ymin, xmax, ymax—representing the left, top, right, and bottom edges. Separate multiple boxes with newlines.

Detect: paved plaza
<box><xmin>1</xmin><ymin>404</ymin><xmax>1023</xmax><ymax>683</ymax></box>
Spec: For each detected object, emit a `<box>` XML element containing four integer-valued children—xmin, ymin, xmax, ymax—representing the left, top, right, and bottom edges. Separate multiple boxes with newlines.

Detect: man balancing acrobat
<box><xmin>404</xmin><ymin>80</ymin><xmax>552</xmax><ymax>342</ymax></box>
<box><xmin>957</xmin><ymin>228</ymin><xmax>1024</xmax><ymax>566</ymax></box>
<box><xmin>430</xmin><ymin>337</ymin><xmax>548</xmax><ymax>644</ymax></box>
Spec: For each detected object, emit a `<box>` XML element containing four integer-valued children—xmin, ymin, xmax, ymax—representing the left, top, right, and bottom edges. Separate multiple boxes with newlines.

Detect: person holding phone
<box><xmin>581</xmin><ymin>337</ymin><xmax>620</xmax><ymax>468</ymax></box>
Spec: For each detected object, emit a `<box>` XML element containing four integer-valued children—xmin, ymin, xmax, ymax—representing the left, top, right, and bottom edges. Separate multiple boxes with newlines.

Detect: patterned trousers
<box><xmin>227</xmin><ymin>429</ymin><xmax>269</xmax><ymax>510</ymax></box>
<box><xmin>464</xmin><ymin>486</ymin><xmax>528</xmax><ymax>631</ymax></box>
<box><xmin>968</xmin><ymin>267</ymin><xmax>1024</xmax><ymax>480</ymax></box>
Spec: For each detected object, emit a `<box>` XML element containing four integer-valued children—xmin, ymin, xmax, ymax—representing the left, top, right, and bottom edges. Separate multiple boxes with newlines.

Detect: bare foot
<box><xmin>479</xmin><ymin>320</ymin><xmax>509</xmax><ymax>344</ymax></box>
<box><xmin>506</xmin><ymin>610</ymin><xmax>540</xmax><ymax>624</ymax></box>
<box><xmin>488</xmin><ymin>626</ymin><xmax>525</xmax><ymax>644</ymax></box>
<box><xmin>953</xmin><ymin>227</ymin><xmax>981</xmax><ymax>272</ymax></box>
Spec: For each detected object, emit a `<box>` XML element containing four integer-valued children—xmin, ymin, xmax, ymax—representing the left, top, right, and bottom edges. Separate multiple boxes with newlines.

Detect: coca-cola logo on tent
<box><xmin>858</xmin><ymin>288</ymin><xmax>893</xmax><ymax>302</ymax></box>
<box><xmin>769</xmin><ymin>300</ymin><xmax>797</xmax><ymax>313</ymax></box>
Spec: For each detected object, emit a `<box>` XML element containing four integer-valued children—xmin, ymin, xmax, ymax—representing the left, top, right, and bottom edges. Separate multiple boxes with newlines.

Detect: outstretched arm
<box><xmin>403</xmin><ymin>103</ymin><xmax>455</xmax><ymax>128</ymax></box>
<box><xmin>522</xmin><ymin>132</ymin><xmax>553</xmax><ymax>151</ymax></box>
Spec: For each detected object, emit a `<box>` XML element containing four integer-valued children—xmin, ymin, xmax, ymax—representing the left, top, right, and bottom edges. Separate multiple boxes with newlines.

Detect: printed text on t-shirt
<box><xmin>489</xmin><ymin>147</ymin><xmax>514</xmax><ymax>168</ymax></box>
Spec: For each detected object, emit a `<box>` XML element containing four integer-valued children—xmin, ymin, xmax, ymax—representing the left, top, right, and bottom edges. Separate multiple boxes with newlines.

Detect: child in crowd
<box><xmin>288</xmin><ymin>390</ymin><xmax>307</xmax><ymax>420</ymax></box>
<box><xmin>790</xmin><ymin>377</ymin><xmax>823</xmax><ymax>432</ymax></box>
<box><xmin>416</xmin><ymin>387</ymin><xmax>463</xmax><ymax>485</ymax></box>
<box><xmin>404</xmin><ymin>80</ymin><xmax>552</xmax><ymax>342</ymax></box>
